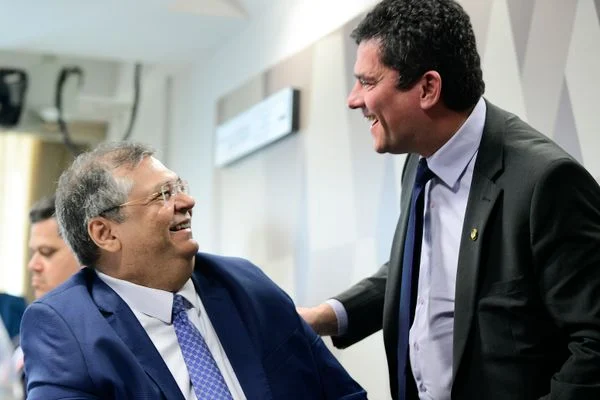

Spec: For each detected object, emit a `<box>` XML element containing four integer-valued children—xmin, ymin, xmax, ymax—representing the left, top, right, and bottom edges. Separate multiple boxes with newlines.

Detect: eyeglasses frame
<box><xmin>99</xmin><ymin>179</ymin><xmax>189</xmax><ymax>216</ymax></box>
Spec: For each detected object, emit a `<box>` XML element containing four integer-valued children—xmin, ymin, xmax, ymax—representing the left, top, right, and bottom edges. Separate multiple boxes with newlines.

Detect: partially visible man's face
<box><xmin>28</xmin><ymin>218</ymin><xmax>80</xmax><ymax>298</ymax></box>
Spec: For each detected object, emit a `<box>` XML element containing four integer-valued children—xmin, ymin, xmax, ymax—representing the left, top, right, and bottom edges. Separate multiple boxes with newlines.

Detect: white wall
<box><xmin>169</xmin><ymin>0</ymin><xmax>378</xmax><ymax>252</ymax></box>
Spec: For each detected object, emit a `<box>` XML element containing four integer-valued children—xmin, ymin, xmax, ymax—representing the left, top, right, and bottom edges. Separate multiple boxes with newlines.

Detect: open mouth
<box><xmin>365</xmin><ymin>114</ymin><xmax>379</xmax><ymax>127</ymax></box>
<box><xmin>170</xmin><ymin>221</ymin><xmax>191</xmax><ymax>232</ymax></box>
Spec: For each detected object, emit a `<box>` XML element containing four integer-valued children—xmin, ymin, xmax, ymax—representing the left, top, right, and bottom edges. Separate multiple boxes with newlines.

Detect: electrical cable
<box><xmin>55</xmin><ymin>62</ymin><xmax>142</xmax><ymax>155</ymax></box>
<box><xmin>122</xmin><ymin>63</ymin><xmax>141</xmax><ymax>141</ymax></box>
<box><xmin>54</xmin><ymin>66</ymin><xmax>83</xmax><ymax>155</ymax></box>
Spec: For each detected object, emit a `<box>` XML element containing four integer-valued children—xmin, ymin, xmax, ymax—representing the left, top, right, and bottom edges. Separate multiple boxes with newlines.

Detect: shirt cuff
<box><xmin>325</xmin><ymin>298</ymin><xmax>348</xmax><ymax>336</ymax></box>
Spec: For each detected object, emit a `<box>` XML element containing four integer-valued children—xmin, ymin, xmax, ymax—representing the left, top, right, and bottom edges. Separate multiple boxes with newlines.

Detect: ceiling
<box><xmin>0</xmin><ymin>0</ymin><xmax>271</xmax><ymax>64</ymax></box>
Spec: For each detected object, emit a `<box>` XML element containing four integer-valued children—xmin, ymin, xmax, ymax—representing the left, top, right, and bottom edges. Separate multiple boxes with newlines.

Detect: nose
<box><xmin>174</xmin><ymin>191</ymin><xmax>195</xmax><ymax>214</ymax></box>
<box><xmin>28</xmin><ymin>253</ymin><xmax>43</xmax><ymax>272</ymax></box>
<box><xmin>348</xmin><ymin>80</ymin><xmax>365</xmax><ymax>109</ymax></box>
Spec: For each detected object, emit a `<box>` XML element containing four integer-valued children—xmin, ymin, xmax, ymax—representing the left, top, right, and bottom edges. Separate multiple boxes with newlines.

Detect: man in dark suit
<box><xmin>298</xmin><ymin>0</ymin><xmax>600</xmax><ymax>399</ymax></box>
<box><xmin>20</xmin><ymin>142</ymin><xmax>366</xmax><ymax>400</ymax></box>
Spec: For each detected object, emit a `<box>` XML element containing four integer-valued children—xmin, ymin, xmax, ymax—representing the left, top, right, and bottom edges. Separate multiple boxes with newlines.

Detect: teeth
<box><xmin>172</xmin><ymin>222</ymin><xmax>190</xmax><ymax>231</ymax></box>
<box><xmin>365</xmin><ymin>115</ymin><xmax>377</xmax><ymax>126</ymax></box>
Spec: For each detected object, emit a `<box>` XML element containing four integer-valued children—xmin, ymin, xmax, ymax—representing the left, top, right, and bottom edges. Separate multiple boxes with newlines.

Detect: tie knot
<box><xmin>415</xmin><ymin>158</ymin><xmax>435</xmax><ymax>188</ymax></box>
<box><xmin>172</xmin><ymin>294</ymin><xmax>192</xmax><ymax>318</ymax></box>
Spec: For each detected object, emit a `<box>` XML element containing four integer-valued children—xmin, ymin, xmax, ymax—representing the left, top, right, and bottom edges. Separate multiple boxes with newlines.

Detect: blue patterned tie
<box><xmin>398</xmin><ymin>158</ymin><xmax>435</xmax><ymax>400</ymax></box>
<box><xmin>172</xmin><ymin>294</ymin><xmax>234</xmax><ymax>400</ymax></box>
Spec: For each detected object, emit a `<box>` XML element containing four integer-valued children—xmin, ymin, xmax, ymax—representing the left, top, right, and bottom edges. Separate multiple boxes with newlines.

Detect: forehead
<box><xmin>30</xmin><ymin>218</ymin><xmax>62</xmax><ymax>244</ymax></box>
<box><xmin>354</xmin><ymin>39</ymin><xmax>385</xmax><ymax>74</ymax></box>
<box><xmin>117</xmin><ymin>156</ymin><xmax>178</xmax><ymax>192</ymax></box>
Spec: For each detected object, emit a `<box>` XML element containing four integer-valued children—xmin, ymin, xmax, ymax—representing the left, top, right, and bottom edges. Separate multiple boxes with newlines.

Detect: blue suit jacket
<box><xmin>0</xmin><ymin>293</ymin><xmax>27</xmax><ymax>342</ymax></box>
<box><xmin>21</xmin><ymin>253</ymin><xmax>366</xmax><ymax>399</ymax></box>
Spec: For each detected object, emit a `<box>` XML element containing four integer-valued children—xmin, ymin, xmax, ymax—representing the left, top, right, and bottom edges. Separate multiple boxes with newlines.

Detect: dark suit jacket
<box><xmin>0</xmin><ymin>293</ymin><xmax>27</xmax><ymax>343</ymax></box>
<box><xmin>21</xmin><ymin>253</ymin><xmax>366</xmax><ymax>399</ymax></box>
<box><xmin>333</xmin><ymin>101</ymin><xmax>600</xmax><ymax>399</ymax></box>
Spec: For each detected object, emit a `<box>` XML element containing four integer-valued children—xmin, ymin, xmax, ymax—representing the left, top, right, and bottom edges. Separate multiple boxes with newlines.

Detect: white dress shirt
<box><xmin>330</xmin><ymin>97</ymin><xmax>486</xmax><ymax>400</ymax></box>
<box><xmin>409</xmin><ymin>98</ymin><xmax>485</xmax><ymax>399</ymax></box>
<box><xmin>97</xmin><ymin>272</ymin><xmax>247</xmax><ymax>400</ymax></box>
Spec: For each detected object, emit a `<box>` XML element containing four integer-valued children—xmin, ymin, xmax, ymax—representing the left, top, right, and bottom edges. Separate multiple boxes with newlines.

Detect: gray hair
<box><xmin>55</xmin><ymin>141</ymin><xmax>155</xmax><ymax>267</ymax></box>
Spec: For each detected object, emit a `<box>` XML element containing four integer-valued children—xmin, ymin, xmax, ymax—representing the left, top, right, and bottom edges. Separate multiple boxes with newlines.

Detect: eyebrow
<box><xmin>354</xmin><ymin>73</ymin><xmax>383</xmax><ymax>83</ymax></box>
<box><xmin>151</xmin><ymin>177</ymin><xmax>181</xmax><ymax>192</ymax></box>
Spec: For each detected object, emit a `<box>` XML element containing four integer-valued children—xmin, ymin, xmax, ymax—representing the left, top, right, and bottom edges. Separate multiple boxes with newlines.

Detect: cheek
<box><xmin>155</xmin><ymin>205</ymin><xmax>176</xmax><ymax>228</ymax></box>
<box><xmin>364</xmin><ymin>93</ymin><xmax>381</xmax><ymax>112</ymax></box>
<box><xmin>44</xmin><ymin>262</ymin><xmax>62</xmax><ymax>281</ymax></box>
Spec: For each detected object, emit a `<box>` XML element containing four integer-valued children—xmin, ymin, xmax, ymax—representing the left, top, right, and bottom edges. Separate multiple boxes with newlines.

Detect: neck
<box><xmin>96</xmin><ymin>253</ymin><xmax>194</xmax><ymax>292</ymax></box>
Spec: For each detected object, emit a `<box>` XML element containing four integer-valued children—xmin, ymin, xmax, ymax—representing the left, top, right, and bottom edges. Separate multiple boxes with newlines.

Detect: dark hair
<box><xmin>351</xmin><ymin>0</ymin><xmax>485</xmax><ymax>111</ymax></box>
<box><xmin>55</xmin><ymin>141</ymin><xmax>155</xmax><ymax>267</ymax></box>
<box><xmin>29</xmin><ymin>195</ymin><xmax>56</xmax><ymax>224</ymax></box>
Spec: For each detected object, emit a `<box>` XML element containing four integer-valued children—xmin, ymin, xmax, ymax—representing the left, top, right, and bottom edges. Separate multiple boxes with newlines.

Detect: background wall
<box><xmin>160</xmin><ymin>0</ymin><xmax>600</xmax><ymax>398</ymax></box>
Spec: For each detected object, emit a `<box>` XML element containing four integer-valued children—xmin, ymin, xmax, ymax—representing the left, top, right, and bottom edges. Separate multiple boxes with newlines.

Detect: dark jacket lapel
<box><xmin>87</xmin><ymin>269</ymin><xmax>184</xmax><ymax>400</ymax></box>
<box><xmin>452</xmin><ymin>101</ymin><xmax>505</xmax><ymax>382</ymax></box>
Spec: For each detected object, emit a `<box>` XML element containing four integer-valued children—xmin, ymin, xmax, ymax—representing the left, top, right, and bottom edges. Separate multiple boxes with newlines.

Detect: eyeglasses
<box><xmin>100</xmin><ymin>179</ymin><xmax>189</xmax><ymax>215</ymax></box>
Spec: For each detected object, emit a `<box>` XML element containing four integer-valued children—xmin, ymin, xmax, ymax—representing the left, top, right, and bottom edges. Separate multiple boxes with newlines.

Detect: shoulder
<box><xmin>483</xmin><ymin>101</ymin><xmax>580</xmax><ymax>178</ymax></box>
<box><xmin>27</xmin><ymin>269</ymin><xmax>95</xmax><ymax>319</ymax></box>
<box><xmin>193</xmin><ymin>252</ymin><xmax>297</xmax><ymax>314</ymax></box>
<box><xmin>195</xmin><ymin>252</ymin><xmax>277</xmax><ymax>287</ymax></box>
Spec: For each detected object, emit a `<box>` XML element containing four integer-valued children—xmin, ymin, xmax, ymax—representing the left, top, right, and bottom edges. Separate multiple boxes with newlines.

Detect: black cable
<box><xmin>122</xmin><ymin>63</ymin><xmax>142</xmax><ymax>141</ymax></box>
<box><xmin>55</xmin><ymin>66</ymin><xmax>84</xmax><ymax>156</ymax></box>
<box><xmin>55</xmin><ymin>63</ymin><xmax>142</xmax><ymax>155</ymax></box>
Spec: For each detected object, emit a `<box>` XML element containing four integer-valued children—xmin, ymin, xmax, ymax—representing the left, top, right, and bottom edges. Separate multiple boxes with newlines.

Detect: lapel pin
<box><xmin>470</xmin><ymin>228</ymin><xmax>478</xmax><ymax>241</ymax></box>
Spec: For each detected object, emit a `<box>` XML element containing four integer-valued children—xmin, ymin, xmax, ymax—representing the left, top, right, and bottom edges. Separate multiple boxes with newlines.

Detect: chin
<box><xmin>180</xmin><ymin>240</ymin><xmax>199</xmax><ymax>258</ymax></box>
<box><xmin>189</xmin><ymin>239</ymin><xmax>200</xmax><ymax>254</ymax></box>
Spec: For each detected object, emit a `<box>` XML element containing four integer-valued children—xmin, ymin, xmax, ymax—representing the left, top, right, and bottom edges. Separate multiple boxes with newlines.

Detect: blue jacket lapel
<box><xmin>88</xmin><ymin>270</ymin><xmax>185</xmax><ymax>400</ymax></box>
<box><xmin>192</xmin><ymin>266</ymin><xmax>272</xmax><ymax>400</ymax></box>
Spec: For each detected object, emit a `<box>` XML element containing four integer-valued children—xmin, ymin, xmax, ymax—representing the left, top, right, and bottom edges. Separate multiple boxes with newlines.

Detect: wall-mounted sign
<box><xmin>215</xmin><ymin>87</ymin><xmax>300</xmax><ymax>167</ymax></box>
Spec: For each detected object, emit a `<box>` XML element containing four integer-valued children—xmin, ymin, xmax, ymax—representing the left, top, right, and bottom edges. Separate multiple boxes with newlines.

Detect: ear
<box><xmin>88</xmin><ymin>217</ymin><xmax>121</xmax><ymax>254</ymax></box>
<box><xmin>419</xmin><ymin>70</ymin><xmax>442</xmax><ymax>110</ymax></box>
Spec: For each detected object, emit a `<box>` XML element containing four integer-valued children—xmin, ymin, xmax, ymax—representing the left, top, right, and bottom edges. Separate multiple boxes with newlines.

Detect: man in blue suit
<box><xmin>20</xmin><ymin>142</ymin><xmax>366</xmax><ymax>400</ymax></box>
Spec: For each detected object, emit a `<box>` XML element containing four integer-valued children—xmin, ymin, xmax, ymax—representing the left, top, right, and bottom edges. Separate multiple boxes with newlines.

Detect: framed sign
<box><xmin>215</xmin><ymin>87</ymin><xmax>299</xmax><ymax>167</ymax></box>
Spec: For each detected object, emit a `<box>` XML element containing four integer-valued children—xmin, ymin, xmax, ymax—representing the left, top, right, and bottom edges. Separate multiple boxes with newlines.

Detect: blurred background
<box><xmin>1</xmin><ymin>0</ymin><xmax>600</xmax><ymax>398</ymax></box>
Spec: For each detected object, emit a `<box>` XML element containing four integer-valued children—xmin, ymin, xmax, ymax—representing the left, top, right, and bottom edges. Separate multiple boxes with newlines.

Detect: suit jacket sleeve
<box><xmin>331</xmin><ymin>262</ymin><xmax>388</xmax><ymax>349</ymax></box>
<box><xmin>21</xmin><ymin>302</ymin><xmax>98</xmax><ymax>400</ymax></box>
<box><xmin>531</xmin><ymin>159</ymin><xmax>600</xmax><ymax>399</ymax></box>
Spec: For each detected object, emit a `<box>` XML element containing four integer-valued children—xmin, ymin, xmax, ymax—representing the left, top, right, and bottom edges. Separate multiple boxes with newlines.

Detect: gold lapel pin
<box><xmin>470</xmin><ymin>228</ymin><xmax>478</xmax><ymax>241</ymax></box>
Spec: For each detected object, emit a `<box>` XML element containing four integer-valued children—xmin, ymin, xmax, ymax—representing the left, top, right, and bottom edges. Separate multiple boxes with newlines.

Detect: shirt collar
<box><xmin>96</xmin><ymin>271</ymin><xmax>198</xmax><ymax>324</ymax></box>
<box><xmin>426</xmin><ymin>97</ymin><xmax>486</xmax><ymax>188</ymax></box>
